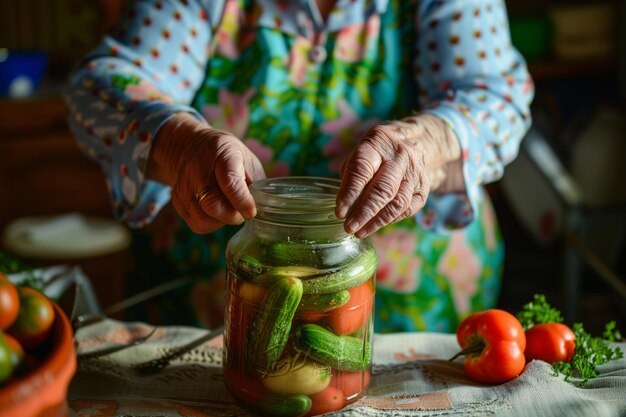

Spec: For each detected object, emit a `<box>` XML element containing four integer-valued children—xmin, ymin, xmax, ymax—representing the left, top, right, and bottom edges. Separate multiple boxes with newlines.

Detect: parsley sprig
<box><xmin>516</xmin><ymin>294</ymin><xmax>563</xmax><ymax>330</ymax></box>
<box><xmin>552</xmin><ymin>322</ymin><xmax>623</xmax><ymax>384</ymax></box>
<box><xmin>0</xmin><ymin>251</ymin><xmax>40</xmax><ymax>289</ymax></box>
<box><xmin>0</xmin><ymin>250</ymin><xmax>29</xmax><ymax>274</ymax></box>
<box><xmin>516</xmin><ymin>294</ymin><xmax>624</xmax><ymax>385</ymax></box>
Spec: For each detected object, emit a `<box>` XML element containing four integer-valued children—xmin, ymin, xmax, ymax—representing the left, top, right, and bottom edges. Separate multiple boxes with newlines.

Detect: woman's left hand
<box><xmin>336</xmin><ymin>114</ymin><xmax>462</xmax><ymax>237</ymax></box>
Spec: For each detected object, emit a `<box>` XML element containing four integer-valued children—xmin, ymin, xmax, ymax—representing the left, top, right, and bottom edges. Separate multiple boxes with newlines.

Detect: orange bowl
<box><xmin>0</xmin><ymin>302</ymin><xmax>77</xmax><ymax>417</ymax></box>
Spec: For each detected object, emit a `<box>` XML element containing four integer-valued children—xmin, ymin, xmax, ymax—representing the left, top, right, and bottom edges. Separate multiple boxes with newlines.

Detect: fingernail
<box><xmin>245</xmin><ymin>206</ymin><xmax>257</xmax><ymax>220</ymax></box>
<box><xmin>346</xmin><ymin>220</ymin><xmax>360</xmax><ymax>234</ymax></box>
<box><xmin>356</xmin><ymin>229</ymin><xmax>367</xmax><ymax>238</ymax></box>
<box><xmin>336</xmin><ymin>204</ymin><xmax>348</xmax><ymax>218</ymax></box>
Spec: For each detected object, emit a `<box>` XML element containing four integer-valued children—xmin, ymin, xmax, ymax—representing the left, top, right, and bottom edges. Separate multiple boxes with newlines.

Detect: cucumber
<box><xmin>302</xmin><ymin>249</ymin><xmax>377</xmax><ymax>295</ymax></box>
<box><xmin>294</xmin><ymin>324</ymin><xmax>372</xmax><ymax>371</ymax></box>
<box><xmin>236</xmin><ymin>254</ymin><xmax>265</xmax><ymax>280</ymax></box>
<box><xmin>269</xmin><ymin>242</ymin><xmax>318</xmax><ymax>265</ymax></box>
<box><xmin>254</xmin><ymin>249</ymin><xmax>376</xmax><ymax>294</ymax></box>
<box><xmin>255</xmin><ymin>393</ymin><xmax>312</xmax><ymax>417</ymax></box>
<box><xmin>254</xmin><ymin>266</ymin><xmax>320</xmax><ymax>286</ymax></box>
<box><xmin>299</xmin><ymin>290</ymin><xmax>350</xmax><ymax>312</ymax></box>
<box><xmin>246</xmin><ymin>277</ymin><xmax>303</xmax><ymax>373</ymax></box>
<box><xmin>270</xmin><ymin>241</ymin><xmax>356</xmax><ymax>268</ymax></box>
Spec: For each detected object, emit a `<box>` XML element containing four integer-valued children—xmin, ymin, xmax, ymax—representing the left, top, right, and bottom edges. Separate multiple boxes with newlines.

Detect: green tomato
<box><xmin>4</xmin><ymin>333</ymin><xmax>25</xmax><ymax>375</ymax></box>
<box><xmin>0</xmin><ymin>331</ymin><xmax>14</xmax><ymax>384</ymax></box>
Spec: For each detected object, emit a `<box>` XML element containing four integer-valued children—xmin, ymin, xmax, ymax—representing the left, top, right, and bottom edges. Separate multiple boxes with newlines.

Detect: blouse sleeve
<box><xmin>65</xmin><ymin>0</ymin><xmax>224</xmax><ymax>228</ymax></box>
<box><xmin>413</xmin><ymin>0</ymin><xmax>534</xmax><ymax>232</ymax></box>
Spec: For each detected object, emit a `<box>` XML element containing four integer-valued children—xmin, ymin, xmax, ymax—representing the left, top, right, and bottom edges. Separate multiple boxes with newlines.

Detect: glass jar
<box><xmin>223</xmin><ymin>177</ymin><xmax>377</xmax><ymax>417</ymax></box>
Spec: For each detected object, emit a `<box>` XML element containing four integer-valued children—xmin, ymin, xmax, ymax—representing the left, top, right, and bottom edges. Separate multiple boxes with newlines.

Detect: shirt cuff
<box><xmin>414</xmin><ymin>105</ymin><xmax>481</xmax><ymax>233</ymax></box>
<box><xmin>108</xmin><ymin>102</ymin><xmax>206</xmax><ymax>228</ymax></box>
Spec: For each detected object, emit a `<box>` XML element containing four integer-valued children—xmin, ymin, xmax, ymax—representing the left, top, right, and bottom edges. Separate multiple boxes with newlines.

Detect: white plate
<box><xmin>2</xmin><ymin>213</ymin><xmax>131</xmax><ymax>260</ymax></box>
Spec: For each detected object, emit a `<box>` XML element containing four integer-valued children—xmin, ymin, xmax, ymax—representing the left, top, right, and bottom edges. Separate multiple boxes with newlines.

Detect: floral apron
<box><xmin>128</xmin><ymin>0</ymin><xmax>504</xmax><ymax>333</ymax></box>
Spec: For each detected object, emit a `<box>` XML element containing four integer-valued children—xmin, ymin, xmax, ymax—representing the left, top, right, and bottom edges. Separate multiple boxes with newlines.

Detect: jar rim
<box><xmin>250</xmin><ymin>177</ymin><xmax>343</xmax><ymax>226</ymax></box>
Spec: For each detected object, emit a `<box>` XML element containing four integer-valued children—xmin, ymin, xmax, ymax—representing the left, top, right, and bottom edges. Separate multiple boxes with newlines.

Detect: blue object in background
<box><xmin>0</xmin><ymin>49</ymin><xmax>48</xmax><ymax>98</ymax></box>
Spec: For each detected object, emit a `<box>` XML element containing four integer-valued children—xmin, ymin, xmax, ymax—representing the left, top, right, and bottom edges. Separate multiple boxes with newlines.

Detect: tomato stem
<box><xmin>449</xmin><ymin>342</ymin><xmax>485</xmax><ymax>362</ymax></box>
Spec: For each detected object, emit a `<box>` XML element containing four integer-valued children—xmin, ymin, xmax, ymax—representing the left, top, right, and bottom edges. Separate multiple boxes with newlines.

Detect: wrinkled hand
<box><xmin>336</xmin><ymin>114</ymin><xmax>462</xmax><ymax>237</ymax></box>
<box><xmin>148</xmin><ymin>113</ymin><xmax>266</xmax><ymax>234</ymax></box>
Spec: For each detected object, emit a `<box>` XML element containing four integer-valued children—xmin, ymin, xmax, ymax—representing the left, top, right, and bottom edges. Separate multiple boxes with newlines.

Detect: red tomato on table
<box><xmin>454</xmin><ymin>309</ymin><xmax>526</xmax><ymax>384</ymax></box>
<box><xmin>525</xmin><ymin>323</ymin><xmax>576</xmax><ymax>364</ymax></box>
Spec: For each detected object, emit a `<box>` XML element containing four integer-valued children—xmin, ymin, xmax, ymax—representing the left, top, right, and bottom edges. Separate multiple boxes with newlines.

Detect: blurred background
<box><xmin>0</xmin><ymin>0</ymin><xmax>624</xmax><ymax>333</ymax></box>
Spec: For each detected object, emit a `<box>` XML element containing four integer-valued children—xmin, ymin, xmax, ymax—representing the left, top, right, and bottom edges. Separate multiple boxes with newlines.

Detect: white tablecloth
<box><xmin>69</xmin><ymin>319</ymin><xmax>626</xmax><ymax>417</ymax></box>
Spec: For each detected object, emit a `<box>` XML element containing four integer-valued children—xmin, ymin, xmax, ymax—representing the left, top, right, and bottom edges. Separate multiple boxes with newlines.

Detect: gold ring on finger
<box><xmin>195</xmin><ymin>188</ymin><xmax>211</xmax><ymax>204</ymax></box>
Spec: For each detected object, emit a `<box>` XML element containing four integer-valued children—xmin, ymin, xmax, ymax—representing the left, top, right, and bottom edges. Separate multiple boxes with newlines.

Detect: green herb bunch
<box><xmin>517</xmin><ymin>294</ymin><xmax>624</xmax><ymax>385</ymax></box>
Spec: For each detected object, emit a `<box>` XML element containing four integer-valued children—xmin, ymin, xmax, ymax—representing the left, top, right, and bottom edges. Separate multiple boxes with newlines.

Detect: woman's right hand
<box><xmin>147</xmin><ymin>113</ymin><xmax>266</xmax><ymax>234</ymax></box>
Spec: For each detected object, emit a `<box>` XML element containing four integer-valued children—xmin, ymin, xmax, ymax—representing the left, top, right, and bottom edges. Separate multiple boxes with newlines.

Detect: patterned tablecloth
<box><xmin>68</xmin><ymin>319</ymin><xmax>626</xmax><ymax>417</ymax></box>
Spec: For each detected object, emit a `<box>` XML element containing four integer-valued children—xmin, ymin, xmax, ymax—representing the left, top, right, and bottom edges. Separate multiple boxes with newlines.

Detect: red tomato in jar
<box><xmin>335</xmin><ymin>370</ymin><xmax>371</xmax><ymax>402</ymax></box>
<box><xmin>223</xmin><ymin>366</ymin><xmax>265</xmax><ymax>404</ymax></box>
<box><xmin>525</xmin><ymin>323</ymin><xmax>576</xmax><ymax>364</ymax></box>
<box><xmin>225</xmin><ymin>304</ymin><xmax>248</xmax><ymax>363</ymax></box>
<box><xmin>306</xmin><ymin>385</ymin><xmax>346</xmax><ymax>416</ymax></box>
<box><xmin>0</xmin><ymin>273</ymin><xmax>19</xmax><ymax>330</ymax></box>
<box><xmin>226</xmin><ymin>281</ymin><xmax>265</xmax><ymax>361</ymax></box>
<box><xmin>297</xmin><ymin>310</ymin><xmax>324</xmax><ymax>323</ymax></box>
<box><xmin>328</xmin><ymin>281</ymin><xmax>374</xmax><ymax>335</ymax></box>
<box><xmin>7</xmin><ymin>286</ymin><xmax>55</xmax><ymax>351</ymax></box>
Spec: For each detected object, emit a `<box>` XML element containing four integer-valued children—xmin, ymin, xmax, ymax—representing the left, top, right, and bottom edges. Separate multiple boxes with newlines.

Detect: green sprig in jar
<box><xmin>223</xmin><ymin>177</ymin><xmax>377</xmax><ymax>417</ymax></box>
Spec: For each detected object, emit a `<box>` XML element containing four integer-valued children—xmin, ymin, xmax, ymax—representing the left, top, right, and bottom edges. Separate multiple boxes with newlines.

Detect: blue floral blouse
<box><xmin>66</xmin><ymin>0</ymin><xmax>533</xmax><ymax>332</ymax></box>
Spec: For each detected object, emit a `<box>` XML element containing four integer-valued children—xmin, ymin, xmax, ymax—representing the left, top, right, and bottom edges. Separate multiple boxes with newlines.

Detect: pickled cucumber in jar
<box><xmin>223</xmin><ymin>177</ymin><xmax>376</xmax><ymax>417</ymax></box>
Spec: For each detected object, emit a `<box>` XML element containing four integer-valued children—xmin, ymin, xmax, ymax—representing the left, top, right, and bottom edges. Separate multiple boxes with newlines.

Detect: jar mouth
<box><xmin>250</xmin><ymin>177</ymin><xmax>343</xmax><ymax>226</ymax></box>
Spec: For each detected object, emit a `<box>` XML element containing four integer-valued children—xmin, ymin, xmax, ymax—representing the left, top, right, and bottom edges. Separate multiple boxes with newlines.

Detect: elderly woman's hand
<box><xmin>336</xmin><ymin>114</ymin><xmax>462</xmax><ymax>237</ymax></box>
<box><xmin>147</xmin><ymin>113</ymin><xmax>266</xmax><ymax>234</ymax></box>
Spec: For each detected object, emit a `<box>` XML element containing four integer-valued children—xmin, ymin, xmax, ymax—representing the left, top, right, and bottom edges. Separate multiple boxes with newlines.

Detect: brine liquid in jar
<box><xmin>223</xmin><ymin>177</ymin><xmax>377</xmax><ymax>417</ymax></box>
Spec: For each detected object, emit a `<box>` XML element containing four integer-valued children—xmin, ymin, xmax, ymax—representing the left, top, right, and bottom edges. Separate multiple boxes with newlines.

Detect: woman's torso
<box><xmin>192</xmin><ymin>0</ymin><xmax>417</xmax><ymax>178</ymax></box>
<box><xmin>131</xmin><ymin>0</ymin><xmax>504</xmax><ymax>333</ymax></box>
